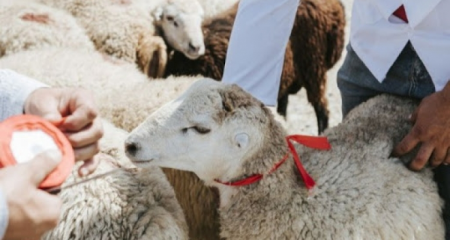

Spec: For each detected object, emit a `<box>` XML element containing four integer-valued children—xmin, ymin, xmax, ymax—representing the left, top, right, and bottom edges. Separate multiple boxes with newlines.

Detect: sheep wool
<box><xmin>42</xmin><ymin>120</ymin><xmax>188</xmax><ymax>240</ymax></box>
<box><xmin>0</xmin><ymin>0</ymin><xmax>94</xmax><ymax>57</ymax></box>
<box><xmin>0</xmin><ymin>48</ymin><xmax>221</xmax><ymax>240</ymax></box>
<box><xmin>37</xmin><ymin>0</ymin><xmax>167</xmax><ymax>78</ymax></box>
<box><xmin>125</xmin><ymin>79</ymin><xmax>444</xmax><ymax>240</ymax></box>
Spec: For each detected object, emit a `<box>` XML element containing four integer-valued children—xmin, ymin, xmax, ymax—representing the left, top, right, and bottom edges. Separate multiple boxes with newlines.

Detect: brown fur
<box><xmin>164</xmin><ymin>0</ymin><xmax>346</xmax><ymax>133</ymax></box>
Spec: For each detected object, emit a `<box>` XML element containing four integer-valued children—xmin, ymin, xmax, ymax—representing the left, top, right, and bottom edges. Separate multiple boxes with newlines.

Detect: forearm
<box><xmin>0</xmin><ymin>190</ymin><xmax>7</xmax><ymax>240</ymax></box>
<box><xmin>0</xmin><ymin>69</ymin><xmax>47</xmax><ymax>122</ymax></box>
<box><xmin>222</xmin><ymin>0</ymin><xmax>300</xmax><ymax>106</ymax></box>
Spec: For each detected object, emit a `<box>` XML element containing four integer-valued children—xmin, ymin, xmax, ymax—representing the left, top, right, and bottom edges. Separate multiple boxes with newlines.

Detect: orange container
<box><xmin>0</xmin><ymin>115</ymin><xmax>74</xmax><ymax>189</ymax></box>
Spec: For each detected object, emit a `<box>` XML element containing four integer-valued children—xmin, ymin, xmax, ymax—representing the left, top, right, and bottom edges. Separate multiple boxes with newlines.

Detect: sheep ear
<box><xmin>234</xmin><ymin>133</ymin><xmax>249</xmax><ymax>149</ymax></box>
<box><xmin>220</xmin><ymin>84</ymin><xmax>250</xmax><ymax>112</ymax></box>
<box><xmin>153</xmin><ymin>7</ymin><xmax>163</xmax><ymax>21</ymax></box>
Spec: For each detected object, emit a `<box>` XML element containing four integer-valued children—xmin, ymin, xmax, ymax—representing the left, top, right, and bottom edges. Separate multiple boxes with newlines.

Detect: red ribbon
<box><xmin>215</xmin><ymin>135</ymin><xmax>331</xmax><ymax>189</ymax></box>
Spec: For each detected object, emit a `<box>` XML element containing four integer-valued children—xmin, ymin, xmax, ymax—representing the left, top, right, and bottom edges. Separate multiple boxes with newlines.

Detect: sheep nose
<box><xmin>188</xmin><ymin>42</ymin><xmax>200</xmax><ymax>53</ymax></box>
<box><xmin>125</xmin><ymin>140</ymin><xmax>141</xmax><ymax>157</ymax></box>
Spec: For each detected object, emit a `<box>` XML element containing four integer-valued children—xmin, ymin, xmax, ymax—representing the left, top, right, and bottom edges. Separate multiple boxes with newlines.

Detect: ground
<box><xmin>286</xmin><ymin>0</ymin><xmax>353</xmax><ymax>135</ymax></box>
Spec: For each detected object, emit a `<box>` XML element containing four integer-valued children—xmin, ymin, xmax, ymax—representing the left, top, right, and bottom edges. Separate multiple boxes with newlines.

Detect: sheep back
<box><xmin>0</xmin><ymin>0</ymin><xmax>94</xmax><ymax>57</ymax></box>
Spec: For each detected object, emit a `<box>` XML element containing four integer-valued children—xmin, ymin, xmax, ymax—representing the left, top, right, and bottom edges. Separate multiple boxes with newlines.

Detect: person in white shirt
<box><xmin>222</xmin><ymin>0</ymin><xmax>450</xmax><ymax>237</ymax></box>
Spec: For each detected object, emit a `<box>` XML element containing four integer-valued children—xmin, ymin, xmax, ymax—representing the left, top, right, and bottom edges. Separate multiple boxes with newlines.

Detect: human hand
<box><xmin>24</xmin><ymin>87</ymin><xmax>103</xmax><ymax>176</ymax></box>
<box><xmin>0</xmin><ymin>150</ymin><xmax>62</xmax><ymax>240</ymax></box>
<box><xmin>392</xmin><ymin>88</ymin><xmax>450</xmax><ymax>171</ymax></box>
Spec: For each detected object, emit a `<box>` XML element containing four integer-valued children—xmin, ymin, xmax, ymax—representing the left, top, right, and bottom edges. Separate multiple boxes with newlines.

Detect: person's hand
<box><xmin>392</xmin><ymin>87</ymin><xmax>450</xmax><ymax>171</ymax></box>
<box><xmin>0</xmin><ymin>150</ymin><xmax>62</xmax><ymax>240</ymax></box>
<box><xmin>23</xmin><ymin>87</ymin><xmax>103</xmax><ymax>176</ymax></box>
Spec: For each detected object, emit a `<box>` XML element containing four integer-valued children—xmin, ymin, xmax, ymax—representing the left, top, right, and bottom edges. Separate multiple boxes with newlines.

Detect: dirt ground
<box><xmin>285</xmin><ymin>0</ymin><xmax>353</xmax><ymax>135</ymax></box>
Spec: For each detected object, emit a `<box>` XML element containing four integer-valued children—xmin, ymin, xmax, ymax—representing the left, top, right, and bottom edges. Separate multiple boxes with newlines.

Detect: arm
<box><xmin>0</xmin><ymin>69</ymin><xmax>48</xmax><ymax>122</ymax></box>
<box><xmin>222</xmin><ymin>0</ymin><xmax>300</xmax><ymax>106</ymax></box>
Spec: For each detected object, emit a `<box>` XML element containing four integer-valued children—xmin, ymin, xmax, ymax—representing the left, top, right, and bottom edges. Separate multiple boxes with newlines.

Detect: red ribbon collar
<box><xmin>214</xmin><ymin>135</ymin><xmax>331</xmax><ymax>189</ymax></box>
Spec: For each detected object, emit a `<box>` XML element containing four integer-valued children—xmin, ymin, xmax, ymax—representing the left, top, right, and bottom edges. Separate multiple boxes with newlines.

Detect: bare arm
<box><xmin>222</xmin><ymin>0</ymin><xmax>300</xmax><ymax>106</ymax></box>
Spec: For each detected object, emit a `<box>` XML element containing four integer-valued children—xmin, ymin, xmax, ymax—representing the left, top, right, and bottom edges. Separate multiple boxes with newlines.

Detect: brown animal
<box><xmin>164</xmin><ymin>0</ymin><xmax>346</xmax><ymax>133</ymax></box>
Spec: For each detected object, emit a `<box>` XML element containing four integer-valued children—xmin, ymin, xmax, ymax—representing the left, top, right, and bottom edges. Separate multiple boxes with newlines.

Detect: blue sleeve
<box><xmin>0</xmin><ymin>69</ymin><xmax>48</xmax><ymax>122</ymax></box>
<box><xmin>222</xmin><ymin>0</ymin><xmax>301</xmax><ymax>106</ymax></box>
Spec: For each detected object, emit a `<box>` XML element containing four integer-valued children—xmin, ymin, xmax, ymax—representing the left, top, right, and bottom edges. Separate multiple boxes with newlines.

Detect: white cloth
<box><xmin>351</xmin><ymin>0</ymin><xmax>450</xmax><ymax>91</ymax></box>
<box><xmin>0</xmin><ymin>69</ymin><xmax>48</xmax><ymax>122</ymax></box>
<box><xmin>223</xmin><ymin>0</ymin><xmax>450</xmax><ymax>106</ymax></box>
<box><xmin>222</xmin><ymin>0</ymin><xmax>300</xmax><ymax>106</ymax></box>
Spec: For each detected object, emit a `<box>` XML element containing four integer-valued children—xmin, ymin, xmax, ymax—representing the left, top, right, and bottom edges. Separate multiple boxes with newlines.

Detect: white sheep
<box><xmin>196</xmin><ymin>0</ymin><xmax>239</xmax><ymax>20</ymax></box>
<box><xmin>37</xmin><ymin>0</ymin><xmax>205</xmax><ymax>77</ymax></box>
<box><xmin>41</xmin><ymin>120</ymin><xmax>189</xmax><ymax>239</ymax></box>
<box><xmin>0</xmin><ymin>0</ymin><xmax>94</xmax><ymax>57</ymax></box>
<box><xmin>0</xmin><ymin>48</ymin><xmax>220</xmax><ymax>240</ymax></box>
<box><xmin>125</xmin><ymin>78</ymin><xmax>445</xmax><ymax>240</ymax></box>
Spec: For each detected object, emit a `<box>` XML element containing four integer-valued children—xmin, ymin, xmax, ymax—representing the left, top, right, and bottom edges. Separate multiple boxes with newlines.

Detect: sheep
<box><xmin>164</xmin><ymin>0</ymin><xmax>346</xmax><ymax>134</ymax></box>
<box><xmin>0</xmin><ymin>48</ymin><xmax>221</xmax><ymax>240</ymax></box>
<box><xmin>0</xmin><ymin>0</ymin><xmax>94</xmax><ymax>57</ymax></box>
<box><xmin>37</xmin><ymin>0</ymin><xmax>205</xmax><ymax>77</ymax></box>
<box><xmin>41</xmin><ymin>120</ymin><xmax>189</xmax><ymax>239</ymax></box>
<box><xmin>125</xmin><ymin>78</ymin><xmax>445</xmax><ymax>240</ymax></box>
<box><xmin>196</xmin><ymin>0</ymin><xmax>239</xmax><ymax>20</ymax></box>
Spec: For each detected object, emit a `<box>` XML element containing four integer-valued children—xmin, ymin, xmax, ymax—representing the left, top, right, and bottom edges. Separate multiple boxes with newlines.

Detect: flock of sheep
<box><xmin>0</xmin><ymin>0</ymin><xmax>445</xmax><ymax>239</ymax></box>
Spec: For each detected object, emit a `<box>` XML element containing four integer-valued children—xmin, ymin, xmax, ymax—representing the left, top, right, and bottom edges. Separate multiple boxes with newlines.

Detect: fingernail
<box><xmin>80</xmin><ymin>167</ymin><xmax>89</xmax><ymax>177</ymax></box>
<box><xmin>46</xmin><ymin>150</ymin><xmax>62</xmax><ymax>163</ymax></box>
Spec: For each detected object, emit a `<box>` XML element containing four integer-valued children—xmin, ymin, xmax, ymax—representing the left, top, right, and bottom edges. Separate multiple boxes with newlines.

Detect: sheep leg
<box><xmin>276</xmin><ymin>94</ymin><xmax>289</xmax><ymax>117</ymax></box>
<box><xmin>137</xmin><ymin>35</ymin><xmax>167</xmax><ymax>78</ymax></box>
<box><xmin>304</xmin><ymin>73</ymin><xmax>329</xmax><ymax>134</ymax></box>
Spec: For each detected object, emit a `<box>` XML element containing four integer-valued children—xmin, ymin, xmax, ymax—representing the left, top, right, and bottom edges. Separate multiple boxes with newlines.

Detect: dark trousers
<box><xmin>337</xmin><ymin>42</ymin><xmax>450</xmax><ymax>239</ymax></box>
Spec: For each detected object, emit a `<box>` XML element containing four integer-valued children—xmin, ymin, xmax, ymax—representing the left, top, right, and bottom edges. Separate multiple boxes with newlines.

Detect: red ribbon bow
<box><xmin>215</xmin><ymin>135</ymin><xmax>331</xmax><ymax>189</ymax></box>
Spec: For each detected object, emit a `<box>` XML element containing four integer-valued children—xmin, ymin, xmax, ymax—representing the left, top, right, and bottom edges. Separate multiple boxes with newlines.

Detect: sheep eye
<box><xmin>166</xmin><ymin>16</ymin><xmax>174</xmax><ymax>21</ymax></box>
<box><xmin>192</xmin><ymin>126</ymin><xmax>210</xmax><ymax>134</ymax></box>
<box><xmin>181</xmin><ymin>126</ymin><xmax>211</xmax><ymax>134</ymax></box>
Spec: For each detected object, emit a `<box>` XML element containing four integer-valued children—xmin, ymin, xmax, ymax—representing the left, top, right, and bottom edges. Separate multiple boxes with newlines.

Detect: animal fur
<box><xmin>0</xmin><ymin>0</ymin><xmax>94</xmax><ymax>57</ymax></box>
<box><xmin>37</xmin><ymin>0</ymin><xmax>168</xmax><ymax>78</ymax></box>
<box><xmin>41</xmin><ymin>120</ymin><xmax>188</xmax><ymax>239</ymax></box>
<box><xmin>164</xmin><ymin>0</ymin><xmax>346</xmax><ymax>134</ymax></box>
<box><xmin>0</xmin><ymin>48</ymin><xmax>221</xmax><ymax>240</ymax></box>
<box><xmin>126</xmin><ymin>79</ymin><xmax>444</xmax><ymax>239</ymax></box>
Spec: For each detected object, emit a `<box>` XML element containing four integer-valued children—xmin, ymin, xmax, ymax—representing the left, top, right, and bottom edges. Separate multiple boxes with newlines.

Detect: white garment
<box><xmin>222</xmin><ymin>0</ymin><xmax>300</xmax><ymax>106</ymax></box>
<box><xmin>0</xmin><ymin>69</ymin><xmax>48</xmax><ymax>122</ymax></box>
<box><xmin>351</xmin><ymin>0</ymin><xmax>450</xmax><ymax>92</ymax></box>
<box><xmin>223</xmin><ymin>0</ymin><xmax>450</xmax><ymax>106</ymax></box>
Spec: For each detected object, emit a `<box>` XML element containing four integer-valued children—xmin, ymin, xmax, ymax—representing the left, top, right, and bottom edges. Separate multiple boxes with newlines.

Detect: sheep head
<box><xmin>153</xmin><ymin>0</ymin><xmax>205</xmax><ymax>60</ymax></box>
<box><xmin>125</xmin><ymin>78</ymin><xmax>271</xmax><ymax>183</ymax></box>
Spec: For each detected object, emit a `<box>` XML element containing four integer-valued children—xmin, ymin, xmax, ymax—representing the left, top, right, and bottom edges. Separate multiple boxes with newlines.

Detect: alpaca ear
<box><xmin>234</xmin><ymin>133</ymin><xmax>249</xmax><ymax>149</ymax></box>
<box><xmin>153</xmin><ymin>6</ymin><xmax>164</xmax><ymax>21</ymax></box>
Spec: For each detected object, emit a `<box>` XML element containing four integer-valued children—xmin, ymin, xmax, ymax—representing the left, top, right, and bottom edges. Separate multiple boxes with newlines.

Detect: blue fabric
<box><xmin>338</xmin><ymin>41</ymin><xmax>450</xmax><ymax>239</ymax></box>
<box><xmin>338</xmin><ymin>42</ymin><xmax>435</xmax><ymax>117</ymax></box>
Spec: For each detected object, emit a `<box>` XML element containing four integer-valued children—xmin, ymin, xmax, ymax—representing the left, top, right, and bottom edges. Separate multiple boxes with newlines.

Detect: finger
<box><xmin>409</xmin><ymin>107</ymin><xmax>419</xmax><ymax>123</ymax></box>
<box><xmin>74</xmin><ymin>143</ymin><xmax>100</xmax><ymax>161</ymax></box>
<box><xmin>62</xmin><ymin>105</ymin><xmax>98</xmax><ymax>132</ymax></box>
<box><xmin>431</xmin><ymin>147</ymin><xmax>447</xmax><ymax>167</ymax></box>
<box><xmin>25</xmin><ymin>150</ymin><xmax>62</xmax><ymax>186</ymax></box>
<box><xmin>33</xmin><ymin>191</ymin><xmax>62</xmax><ymax>232</ymax></box>
<box><xmin>64</xmin><ymin>118</ymin><xmax>103</xmax><ymax>148</ymax></box>
<box><xmin>78</xmin><ymin>158</ymin><xmax>100</xmax><ymax>177</ymax></box>
<box><xmin>444</xmin><ymin>149</ymin><xmax>450</xmax><ymax>165</ymax></box>
<box><xmin>392</xmin><ymin>132</ymin><xmax>420</xmax><ymax>157</ymax></box>
<box><xmin>409</xmin><ymin>143</ymin><xmax>434</xmax><ymax>171</ymax></box>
